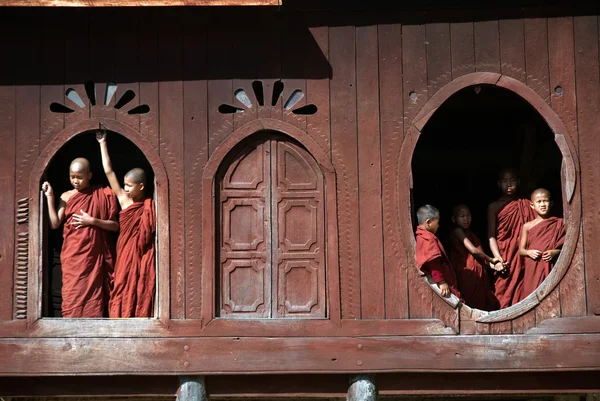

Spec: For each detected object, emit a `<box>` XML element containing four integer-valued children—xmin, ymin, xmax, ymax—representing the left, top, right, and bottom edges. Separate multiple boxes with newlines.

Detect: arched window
<box><xmin>216</xmin><ymin>134</ymin><xmax>326</xmax><ymax>319</ymax></box>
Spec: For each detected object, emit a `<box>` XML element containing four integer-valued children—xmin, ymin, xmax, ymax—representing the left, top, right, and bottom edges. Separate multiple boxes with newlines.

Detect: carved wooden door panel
<box><xmin>218</xmin><ymin>136</ymin><xmax>325</xmax><ymax>319</ymax></box>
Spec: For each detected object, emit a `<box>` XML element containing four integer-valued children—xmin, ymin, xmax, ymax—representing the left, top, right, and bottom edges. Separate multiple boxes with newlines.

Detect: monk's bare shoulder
<box><xmin>60</xmin><ymin>189</ymin><xmax>77</xmax><ymax>203</ymax></box>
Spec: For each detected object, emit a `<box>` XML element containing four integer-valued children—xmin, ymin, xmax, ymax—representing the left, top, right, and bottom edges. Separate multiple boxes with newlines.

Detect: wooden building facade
<box><xmin>0</xmin><ymin>1</ymin><xmax>599</xmax><ymax>399</ymax></box>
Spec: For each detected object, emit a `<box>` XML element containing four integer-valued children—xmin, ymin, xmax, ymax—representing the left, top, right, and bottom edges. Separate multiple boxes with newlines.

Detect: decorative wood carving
<box><xmin>15</xmin><ymin>231</ymin><xmax>28</xmax><ymax>319</ymax></box>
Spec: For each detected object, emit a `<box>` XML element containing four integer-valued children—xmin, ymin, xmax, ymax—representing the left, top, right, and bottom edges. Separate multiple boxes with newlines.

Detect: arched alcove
<box><xmin>398</xmin><ymin>73</ymin><xmax>581</xmax><ymax>323</ymax></box>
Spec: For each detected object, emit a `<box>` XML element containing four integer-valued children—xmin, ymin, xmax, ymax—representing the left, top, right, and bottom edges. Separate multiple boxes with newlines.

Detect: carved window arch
<box><xmin>398</xmin><ymin>73</ymin><xmax>581</xmax><ymax>323</ymax></box>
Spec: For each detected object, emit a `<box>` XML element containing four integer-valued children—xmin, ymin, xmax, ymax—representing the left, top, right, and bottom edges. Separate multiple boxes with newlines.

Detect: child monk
<box><xmin>515</xmin><ymin>188</ymin><xmax>565</xmax><ymax>302</ymax></box>
<box><xmin>487</xmin><ymin>168</ymin><xmax>536</xmax><ymax>308</ymax></box>
<box><xmin>96</xmin><ymin>129</ymin><xmax>156</xmax><ymax>318</ymax></box>
<box><xmin>415</xmin><ymin>205</ymin><xmax>462</xmax><ymax>300</ymax></box>
<box><xmin>449</xmin><ymin>204</ymin><xmax>499</xmax><ymax>311</ymax></box>
<box><xmin>42</xmin><ymin>158</ymin><xmax>119</xmax><ymax>318</ymax></box>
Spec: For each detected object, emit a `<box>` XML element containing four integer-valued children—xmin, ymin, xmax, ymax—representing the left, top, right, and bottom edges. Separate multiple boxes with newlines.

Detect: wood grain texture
<box><xmin>574</xmin><ymin>14</ymin><xmax>600</xmax><ymax>316</ymax></box>
<box><xmin>159</xmin><ymin>12</ymin><xmax>185</xmax><ymax>319</ymax></box>
<box><xmin>425</xmin><ymin>18</ymin><xmax>451</xmax><ymax>98</ymax></box>
<box><xmin>499</xmin><ymin>18</ymin><xmax>526</xmax><ymax>83</ymax></box>
<box><xmin>356</xmin><ymin>23</ymin><xmax>385</xmax><ymax>319</ymax></box>
<box><xmin>114</xmin><ymin>9</ymin><xmax>141</xmax><ymax>131</ymax></box>
<box><xmin>64</xmin><ymin>10</ymin><xmax>90</xmax><ymax>127</ymax></box>
<box><xmin>524</xmin><ymin>16</ymin><xmax>550</xmax><ymax>102</ymax></box>
<box><xmin>527</xmin><ymin>316</ymin><xmax>600</xmax><ymax>334</ymax></box>
<box><xmin>450</xmin><ymin>18</ymin><xmax>475</xmax><ymax>79</ymax></box>
<box><xmin>511</xmin><ymin>309</ymin><xmax>536</xmax><ymax>334</ymax></box>
<box><xmin>474</xmin><ymin>19</ymin><xmax>500</xmax><ymax>73</ymax></box>
<box><xmin>138</xmin><ymin>8</ymin><xmax>160</xmax><ymax>149</ymax></box>
<box><xmin>535</xmin><ymin>287</ymin><xmax>561</xmax><ymax>326</ymax></box>
<box><xmin>329</xmin><ymin>23</ymin><xmax>360</xmax><ymax>319</ymax></box>
<box><xmin>89</xmin><ymin>8</ymin><xmax>116</xmax><ymax>120</ymax></box>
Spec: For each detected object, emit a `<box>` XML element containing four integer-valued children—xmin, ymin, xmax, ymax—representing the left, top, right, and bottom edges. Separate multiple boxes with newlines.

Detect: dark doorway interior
<box><xmin>42</xmin><ymin>131</ymin><xmax>154</xmax><ymax>317</ymax></box>
<box><xmin>412</xmin><ymin>85</ymin><xmax>563</xmax><ymax>256</ymax></box>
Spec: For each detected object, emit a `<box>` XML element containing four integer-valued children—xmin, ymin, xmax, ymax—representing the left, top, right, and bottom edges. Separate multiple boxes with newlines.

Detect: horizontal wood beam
<box><xmin>1</xmin><ymin>334</ymin><xmax>599</xmax><ymax>375</ymax></box>
<box><xmin>0</xmin><ymin>0</ymin><xmax>279</xmax><ymax>6</ymax></box>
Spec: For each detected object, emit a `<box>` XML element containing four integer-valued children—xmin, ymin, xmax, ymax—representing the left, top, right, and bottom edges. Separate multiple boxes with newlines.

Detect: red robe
<box><xmin>415</xmin><ymin>226</ymin><xmax>462</xmax><ymax>300</ymax></box>
<box><xmin>449</xmin><ymin>230</ymin><xmax>499</xmax><ymax>311</ymax></box>
<box><xmin>515</xmin><ymin>217</ymin><xmax>565</xmax><ymax>302</ymax></box>
<box><xmin>60</xmin><ymin>186</ymin><xmax>118</xmax><ymax>318</ymax></box>
<box><xmin>109</xmin><ymin>198</ymin><xmax>156</xmax><ymax>318</ymax></box>
<box><xmin>493</xmin><ymin>198</ymin><xmax>536</xmax><ymax>308</ymax></box>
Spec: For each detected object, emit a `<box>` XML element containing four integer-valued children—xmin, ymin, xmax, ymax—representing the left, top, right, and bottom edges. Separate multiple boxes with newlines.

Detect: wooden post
<box><xmin>348</xmin><ymin>374</ymin><xmax>376</xmax><ymax>401</ymax></box>
<box><xmin>177</xmin><ymin>376</ymin><xmax>208</xmax><ymax>401</ymax></box>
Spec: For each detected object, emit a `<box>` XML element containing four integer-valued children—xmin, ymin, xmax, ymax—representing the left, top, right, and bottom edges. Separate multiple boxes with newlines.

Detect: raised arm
<box><xmin>42</xmin><ymin>182</ymin><xmax>66</xmax><ymax>230</ymax></box>
<box><xmin>96</xmin><ymin>130</ymin><xmax>125</xmax><ymax>200</ymax></box>
<box><xmin>453</xmin><ymin>228</ymin><xmax>497</xmax><ymax>264</ymax></box>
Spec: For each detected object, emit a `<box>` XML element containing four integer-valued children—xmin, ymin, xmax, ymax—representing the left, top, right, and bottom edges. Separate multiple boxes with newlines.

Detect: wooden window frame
<box><xmin>397</xmin><ymin>72</ymin><xmax>582</xmax><ymax>323</ymax></box>
<box><xmin>201</xmin><ymin>119</ymin><xmax>342</xmax><ymax>334</ymax></box>
<box><xmin>26</xmin><ymin>118</ymin><xmax>171</xmax><ymax>334</ymax></box>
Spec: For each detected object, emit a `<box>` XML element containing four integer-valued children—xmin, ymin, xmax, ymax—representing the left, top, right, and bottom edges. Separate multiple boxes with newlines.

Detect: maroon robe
<box><xmin>415</xmin><ymin>226</ymin><xmax>462</xmax><ymax>300</ymax></box>
<box><xmin>493</xmin><ymin>198</ymin><xmax>536</xmax><ymax>308</ymax></box>
<box><xmin>449</xmin><ymin>230</ymin><xmax>499</xmax><ymax>311</ymax></box>
<box><xmin>515</xmin><ymin>217</ymin><xmax>565</xmax><ymax>302</ymax></box>
<box><xmin>60</xmin><ymin>186</ymin><xmax>118</xmax><ymax>318</ymax></box>
<box><xmin>109</xmin><ymin>198</ymin><xmax>156</xmax><ymax>318</ymax></box>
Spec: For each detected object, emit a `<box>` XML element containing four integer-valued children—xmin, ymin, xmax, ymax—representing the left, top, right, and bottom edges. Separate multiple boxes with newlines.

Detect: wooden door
<box><xmin>218</xmin><ymin>136</ymin><xmax>326</xmax><ymax>319</ymax></box>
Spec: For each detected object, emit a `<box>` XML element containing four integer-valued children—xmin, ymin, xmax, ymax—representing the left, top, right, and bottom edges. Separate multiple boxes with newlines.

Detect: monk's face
<box><xmin>452</xmin><ymin>207</ymin><xmax>472</xmax><ymax>230</ymax></box>
<box><xmin>497</xmin><ymin>172</ymin><xmax>519</xmax><ymax>196</ymax></box>
<box><xmin>124</xmin><ymin>177</ymin><xmax>144</xmax><ymax>201</ymax></box>
<box><xmin>69</xmin><ymin>166</ymin><xmax>92</xmax><ymax>191</ymax></box>
<box><xmin>426</xmin><ymin>216</ymin><xmax>440</xmax><ymax>234</ymax></box>
<box><xmin>531</xmin><ymin>192</ymin><xmax>551</xmax><ymax>217</ymax></box>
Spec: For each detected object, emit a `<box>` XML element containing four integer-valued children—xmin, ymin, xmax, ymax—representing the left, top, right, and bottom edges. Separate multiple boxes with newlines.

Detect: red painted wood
<box><xmin>114</xmin><ymin>9</ymin><xmax>141</xmax><ymax>131</ymax></box>
<box><xmin>378</xmin><ymin>22</ymin><xmax>408</xmax><ymax>319</ymax></box>
<box><xmin>89</xmin><ymin>8</ymin><xmax>116</xmax><ymax>120</ymax></box>
<box><xmin>574</xmin><ymin>14</ymin><xmax>600</xmax><ymax>317</ymax></box>
<box><xmin>523</xmin><ymin>15</ymin><xmax>550</xmax><ymax>103</ymax></box>
<box><xmin>158</xmin><ymin>13</ymin><xmax>185</xmax><ymax>319</ymax></box>
<box><xmin>281</xmin><ymin>14</ymin><xmax>307</xmax><ymax>131</ymax></box>
<box><xmin>450</xmin><ymin>17</ymin><xmax>475</xmax><ymax>79</ymax></box>
<box><xmin>64</xmin><ymin>10</ymin><xmax>90</xmax><ymax>126</ymax></box>
<box><xmin>474</xmin><ymin>19</ymin><xmax>500</xmax><ymax>73</ymax></box>
<box><xmin>425</xmin><ymin>18</ymin><xmax>451</xmax><ymax>97</ymax></box>
<box><xmin>356</xmin><ymin>23</ymin><xmax>384</xmax><ymax>319</ymax></box>
<box><xmin>499</xmin><ymin>18</ymin><xmax>526</xmax><ymax>82</ymax></box>
<box><xmin>329</xmin><ymin>23</ymin><xmax>360</xmax><ymax>319</ymax></box>
<box><xmin>138</xmin><ymin>8</ymin><xmax>160</xmax><ymax>149</ymax></box>
<box><xmin>183</xmin><ymin>13</ymin><xmax>208</xmax><ymax>319</ymax></box>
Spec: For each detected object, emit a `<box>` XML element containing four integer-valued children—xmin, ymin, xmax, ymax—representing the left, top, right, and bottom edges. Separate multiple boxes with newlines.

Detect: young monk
<box><xmin>42</xmin><ymin>158</ymin><xmax>119</xmax><ymax>318</ymax></box>
<box><xmin>97</xmin><ymin>129</ymin><xmax>156</xmax><ymax>318</ymax></box>
<box><xmin>488</xmin><ymin>168</ymin><xmax>536</xmax><ymax>308</ymax></box>
<box><xmin>449</xmin><ymin>204</ymin><xmax>499</xmax><ymax>311</ymax></box>
<box><xmin>515</xmin><ymin>188</ymin><xmax>565</xmax><ymax>302</ymax></box>
<box><xmin>415</xmin><ymin>205</ymin><xmax>462</xmax><ymax>300</ymax></box>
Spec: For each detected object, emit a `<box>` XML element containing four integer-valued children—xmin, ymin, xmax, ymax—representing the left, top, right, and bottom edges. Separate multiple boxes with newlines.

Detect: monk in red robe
<box><xmin>415</xmin><ymin>205</ymin><xmax>462</xmax><ymax>300</ymax></box>
<box><xmin>515</xmin><ymin>188</ymin><xmax>565</xmax><ymax>302</ymax></box>
<box><xmin>42</xmin><ymin>158</ymin><xmax>119</xmax><ymax>318</ymax></box>
<box><xmin>449</xmin><ymin>204</ymin><xmax>499</xmax><ymax>311</ymax></box>
<box><xmin>488</xmin><ymin>168</ymin><xmax>536</xmax><ymax>308</ymax></box>
<box><xmin>97</xmin><ymin>130</ymin><xmax>156</xmax><ymax>318</ymax></box>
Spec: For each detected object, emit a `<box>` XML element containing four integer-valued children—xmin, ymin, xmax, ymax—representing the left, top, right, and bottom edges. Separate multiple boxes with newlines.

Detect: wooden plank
<box><xmin>425</xmin><ymin>17</ymin><xmax>451</xmax><ymax>97</ymax></box>
<box><xmin>64</xmin><ymin>9</ymin><xmax>90</xmax><ymax>126</ymax></box>
<box><xmin>499</xmin><ymin>18</ymin><xmax>526</xmax><ymax>83</ymax></box>
<box><xmin>0</xmin><ymin>0</ymin><xmax>279</xmax><ymax>5</ymax></box>
<box><xmin>1</xmin><ymin>334</ymin><xmax>599</xmax><ymax>375</ymax></box>
<box><xmin>378</xmin><ymin>22</ymin><xmax>408</xmax><ymax>319</ymax></box>
<box><xmin>281</xmin><ymin>13</ymin><xmax>307</xmax><ymax>131</ymax></box>
<box><xmin>450</xmin><ymin>17</ymin><xmax>475</xmax><ymax>79</ymax></box>
<box><xmin>356</xmin><ymin>23</ymin><xmax>384</xmax><ymax>319</ymax></box>
<box><xmin>114</xmin><ymin>9</ymin><xmax>141</xmax><ymax>131</ymax></box>
<box><xmin>524</xmin><ymin>15</ymin><xmax>550</xmax><ymax>102</ymax></box>
<box><xmin>527</xmin><ymin>316</ymin><xmax>600</xmax><ymax>334</ymax></box>
<box><xmin>183</xmin><ymin>12</ymin><xmax>208</xmax><ymax>320</ymax></box>
<box><xmin>474</xmin><ymin>19</ymin><xmax>500</xmax><ymax>73</ymax></box>
<box><xmin>89</xmin><ymin>8</ymin><xmax>116</xmax><ymax>120</ymax></box>
<box><xmin>490</xmin><ymin>321</ymin><xmax>512</xmax><ymax>335</ymax></box>
<box><xmin>138</xmin><ymin>8</ymin><xmax>160</xmax><ymax>149</ymax></box>
<box><xmin>402</xmin><ymin>23</ymin><xmax>431</xmax><ymax>319</ymax></box>
<box><xmin>158</xmin><ymin>11</ymin><xmax>185</xmax><ymax>319</ymax></box>
<box><xmin>574</xmin><ymin>14</ymin><xmax>600</xmax><ymax>316</ymax></box>
<box><xmin>231</xmin><ymin>11</ymin><xmax>258</xmax><ymax>131</ymax></box>
<box><xmin>511</xmin><ymin>309</ymin><xmax>536</xmax><ymax>334</ymax></box>
<box><xmin>329</xmin><ymin>22</ymin><xmax>360</xmax><ymax>319</ymax></box>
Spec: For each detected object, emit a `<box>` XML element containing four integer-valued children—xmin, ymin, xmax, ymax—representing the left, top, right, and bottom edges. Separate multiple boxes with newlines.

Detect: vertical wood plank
<box><xmin>114</xmin><ymin>9</ymin><xmax>141</xmax><ymax>131</ymax></box>
<box><xmin>329</xmin><ymin>22</ymin><xmax>360</xmax><ymax>319</ymax></box>
<box><xmin>402</xmin><ymin>22</ymin><xmax>431</xmax><ymax>319</ymax></box>
<box><xmin>524</xmin><ymin>16</ymin><xmax>550</xmax><ymax>103</ymax></box>
<box><xmin>356</xmin><ymin>23</ymin><xmax>384</xmax><ymax>319</ymax></box>
<box><xmin>64</xmin><ymin>9</ymin><xmax>90</xmax><ymax>126</ymax></box>
<box><xmin>573</xmin><ymin>14</ymin><xmax>600</xmax><ymax>316</ymax></box>
<box><xmin>281</xmin><ymin>13</ymin><xmax>307</xmax><ymax>132</ymax></box>
<box><xmin>89</xmin><ymin>8</ymin><xmax>116</xmax><ymax>120</ymax></box>
<box><xmin>425</xmin><ymin>18</ymin><xmax>452</xmax><ymax>98</ymax></box>
<box><xmin>450</xmin><ymin>18</ymin><xmax>475</xmax><ymax>79</ymax></box>
<box><xmin>159</xmin><ymin>12</ymin><xmax>185</xmax><ymax>319</ymax></box>
<box><xmin>378</xmin><ymin>22</ymin><xmax>408</xmax><ymax>319</ymax></box>
<box><xmin>231</xmin><ymin>11</ymin><xmax>257</xmax><ymax>132</ymax></box>
<box><xmin>138</xmin><ymin>8</ymin><xmax>160</xmax><ymax>149</ymax></box>
<box><xmin>499</xmin><ymin>18</ymin><xmax>526</xmax><ymax>83</ymax></box>
<box><xmin>183</xmin><ymin>12</ymin><xmax>208</xmax><ymax>320</ymax></box>
<box><xmin>474</xmin><ymin>19</ymin><xmax>501</xmax><ymax>73</ymax></box>
<box><xmin>535</xmin><ymin>288</ymin><xmax>561</xmax><ymax>325</ymax></box>
<box><xmin>257</xmin><ymin>11</ymin><xmax>282</xmax><ymax>121</ymax></box>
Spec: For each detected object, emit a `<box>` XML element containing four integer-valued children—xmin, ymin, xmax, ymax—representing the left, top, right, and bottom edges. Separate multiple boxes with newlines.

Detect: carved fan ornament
<box><xmin>218</xmin><ymin>80</ymin><xmax>318</xmax><ymax>116</ymax></box>
<box><xmin>50</xmin><ymin>80</ymin><xmax>150</xmax><ymax>115</ymax></box>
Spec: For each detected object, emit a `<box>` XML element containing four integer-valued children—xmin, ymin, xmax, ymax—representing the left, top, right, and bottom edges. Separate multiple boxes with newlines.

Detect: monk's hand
<box><xmin>542</xmin><ymin>250</ymin><xmax>559</xmax><ymax>261</ymax></box>
<box><xmin>492</xmin><ymin>261</ymin><xmax>505</xmax><ymax>272</ymax></box>
<box><xmin>528</xmin><ymin>249</ymin><xmax>542</xmax><ymax>260</ymax></box>
<box><xmin>42</xmin><ymin>182</ymin><xmax>54</xmax><ymax>198</ymax></box>
<box><xmin>72</xmin><ymin>209</ymin><xmax>95</xmax><ymax>229</ymax></box>
<box><xmin>96</xmin><ymin>130</ymin><xmax>107</xmax><ymax>143</ymax></box>
<box><xmin>438</xmin><ymin>282</ymin><xmax>450</xmax><ymax>298</ymax></box>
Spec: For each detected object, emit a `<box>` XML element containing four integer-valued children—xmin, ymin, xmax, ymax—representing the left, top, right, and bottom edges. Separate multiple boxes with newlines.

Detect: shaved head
<box><xmin>417</xmin><ymin>204</ymin><xmax>439</xmax><ymax>225</ymax></box>
<box><xmin>531</xmin><ymin>188</ymin><xmax>551</xmax><ymax>201</ymax></box>
<box><xmin>70</xmin><ymin>158</ymin><xmax>91</xmax><ymax>173</ymax></box>
<box><xmin>125</xmin><ymin>168</ymin><xmax>147</xmax><ymax>186</ymax></box>
<box><xmin>452</xmin><ymin>203</ymin><xmax>470</xmax><ymax>217</ymax></box>
<box><xmin>497</xmin><ymin>167</ymin><xmax>519</xmax><ymax>180</ymax></box>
